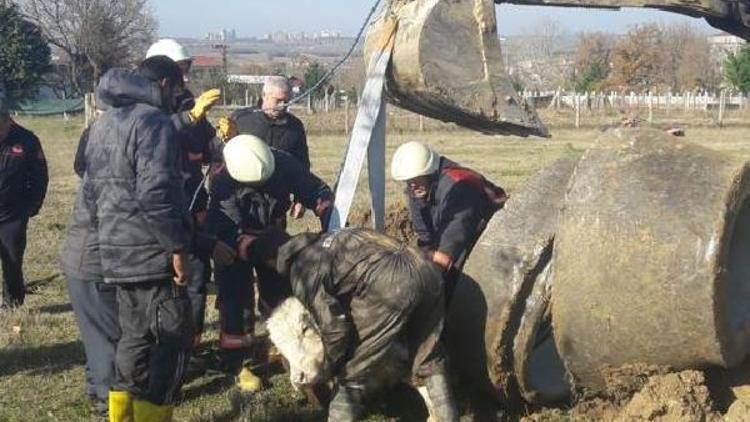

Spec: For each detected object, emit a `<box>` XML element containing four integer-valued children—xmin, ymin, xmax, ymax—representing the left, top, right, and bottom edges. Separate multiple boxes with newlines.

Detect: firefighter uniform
<box><xmin>175</xmin><ymin>89</ymin><xmax>216</xmax><ymax>346</ymax></box>
<box><xmin>407</xmin><ymin>157</ymin><xmax>506</xmax><ymax>299</ymax></box>
<box><xmin>206</xmin><ymin>146</ymin><xmax>332</xmax><ymax>372</ymax></box>
<box><xmin>0</xmin><ymin>121</ymin><xmax>48</xmax><ymax>307</ymax></box>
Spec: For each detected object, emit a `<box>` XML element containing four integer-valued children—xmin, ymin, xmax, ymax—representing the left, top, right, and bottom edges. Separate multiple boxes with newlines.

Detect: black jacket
<box><xmin>277</xmin><ymin>229</ymin><xmax>447</xmax><ymax>386</ymax></box>
<box><xmin>0</xmin><ymin>122</ymin><xmax>48</xmax><ymax>222</ymax></box>
<box><xmin>408</xmin><ymin>158</ymin><xmax>506</xmax><ymax>266</ymax></box>
<box><xmin>206</xmin><ymin>149</ymin><xmax>332</xmax><ymax>249</ymax></box>
<box><xmin>232</xmin><ymin>108</ymin><xmax>310</xmax><ymax>169</ymax></box>
<box><xmin>82</xmin><ymin>68</ymin><xmax>191</xmax><ymax>284</ymax></box>
<box><xmin>176</xmin><ymin>90</ymin><xmax>215</xmax><ymax>213</ymax></box>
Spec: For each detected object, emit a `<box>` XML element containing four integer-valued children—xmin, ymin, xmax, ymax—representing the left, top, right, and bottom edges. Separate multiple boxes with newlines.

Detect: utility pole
<box><xmin>212</xmin><ymin>43</ymin><xmax>229</xmax><ymax>105</ymax></box>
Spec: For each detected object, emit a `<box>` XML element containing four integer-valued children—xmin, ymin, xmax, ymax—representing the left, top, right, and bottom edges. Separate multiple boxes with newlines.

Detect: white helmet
<box><xmin>223</xmin><ymin>135</ymin><xmax>276</xmax><ymax>184</ymax></box>
<box><xmin>146</xmin><ymin>39</ymin><xmax>191</xmax><ymax>62</ymax></box>
<box><xmin>391</xmin><ymin>141</ymin><xmax>440</xmax><ymax>181</ymax></box>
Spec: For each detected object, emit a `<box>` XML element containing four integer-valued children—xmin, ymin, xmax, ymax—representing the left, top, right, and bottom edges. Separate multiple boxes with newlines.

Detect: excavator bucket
<box><xmin>364</xmin><ymin>0</ymin><xmax>550</xmax><ymax>137</ymax></box>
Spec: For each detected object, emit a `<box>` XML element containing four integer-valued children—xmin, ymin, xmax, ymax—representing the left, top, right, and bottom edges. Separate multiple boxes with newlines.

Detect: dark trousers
<box><xmin>215</xmin><ymin>260</ymin><xmax>291</xmax><ymax>371</ymax></box>
<box><xmin>66</xmin><ymin>276</ymin><xmax>120</xmax><ymax>403</ymax></box>
<box><xmin>187</xmin><ymin>254</ymin><xmax>210</xmax><ymax>338</ymax></box>
<box><xmin>113</xmin><ymin>280</ymin><xmax>193</xmax><ymax>405</ymax></box>
<box><xmin>216</xmin><ymin>261</ymin><xmax>291</xmax><ymax>336</ymax></box>
<box><xmin>0</xmin><ymin>218</ymin><xmax>27</xmax><ymax>306</ymax></box>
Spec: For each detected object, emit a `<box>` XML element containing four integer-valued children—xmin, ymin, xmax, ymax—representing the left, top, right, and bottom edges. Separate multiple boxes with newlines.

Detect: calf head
<box><xmin>267</xmin><ymin>297</ymin><xmax>326</xmax><ymax>388</ymax></box>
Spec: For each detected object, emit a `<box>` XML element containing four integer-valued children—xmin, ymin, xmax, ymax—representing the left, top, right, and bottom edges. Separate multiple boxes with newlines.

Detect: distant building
<box><xmin>708</xmin><ymin>33</ymin><xmax>746</xmax><ymax>69</ymax></box>
<box><xmin>264</xmin><ymin>30</ymin><xmax>342</xmax><ymax>43</ymax></box>
<box><xmin>206</xmin><ymin>29</ymin><xmax>237</xmax><ymax>42</ymax></box>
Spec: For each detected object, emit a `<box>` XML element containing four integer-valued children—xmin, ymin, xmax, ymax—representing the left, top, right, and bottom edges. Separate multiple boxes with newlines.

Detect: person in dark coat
<box><xmin>0</xmin><ymin>99</ymin><xmax>48</xmax><ymax>308</ymax></box>
<box><xmin>82</xmin><ymin>57</ymin><xmax>194</xmax><ymax>421</ymax></box>
<box><xmin>231</xmin><ymin>76</ymin><xmax>309</xmax><ymax>169</ymax></box>
<box><xmin>64</xmin><ymin>57</ymin><xmax>225</xmax><ymax>417</ymax></box>
<box><xmin>227</xmin><ymin>76</ymin><xmax>310</xmax><ymax>220</ymax></box>
<box><xmin>205</xmin><ymin>134</ymin><xmax>333</xmax><ymax>384</ymax></box>
<box><xmin>391</xmin><ymin>141</ymin><xmax>507</xmax><ymax>301</ymax></box>
<box><xmin>263</xmin><ymin>228</ymin><xmax>458</xmax><ymax>422</ymax></box>
<box><xmin>146</xmin><ymin>38</ymin><xmax>224</xmax><ymax>347</ymax></box>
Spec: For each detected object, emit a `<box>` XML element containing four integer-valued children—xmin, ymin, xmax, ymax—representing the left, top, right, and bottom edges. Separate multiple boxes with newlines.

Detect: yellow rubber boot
<box><xmin>108</xmin><ymin>391</ymin><xmax>134</xmax><ymax>422</ymax></box>
<box><xmin>236</xmin><ymin>367</ymin><xmax>262</xmax><ymax>393</ymax></box>
<box><xmin>132</xmin><ymin>399</ymin><xmax>174</xmax><ymax>422</ymax></box>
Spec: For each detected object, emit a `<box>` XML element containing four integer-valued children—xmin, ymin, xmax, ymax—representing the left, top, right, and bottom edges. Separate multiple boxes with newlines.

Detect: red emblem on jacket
<box><xmin>9</xmin><ymin>144</ymin><xmax>24</xmax><ymax>156</ymax></box>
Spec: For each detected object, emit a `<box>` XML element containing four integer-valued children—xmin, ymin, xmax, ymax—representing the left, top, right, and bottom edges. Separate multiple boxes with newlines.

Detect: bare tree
<box><xmin>572</xmin><ymin>32</ymin><xmax>614</xmax><ymax>91</ymax></box>
<box><xmin>607</xmin><ymin>23</ymin><xmax>719</xmax><ymax>92</ymax></box>
<box><xmin>19</xmin><ymin>0</ymin><xmax>156</xmax><ymax>95</ymax></box>
<box><xmin>509</xmin><ymin>17</ymin><xmax>572</xmax><ymax>90</ymax></box>
<box><xmin>663</xmin><ymin>23</ymin><xmax>719</xmax><ymax>91</ymax></box>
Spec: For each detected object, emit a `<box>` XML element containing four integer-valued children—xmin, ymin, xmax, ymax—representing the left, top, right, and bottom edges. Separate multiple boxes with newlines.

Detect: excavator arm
<box><xmin>364</xmin><ymin>0</ymin><xmax>750</xmax><ymax>137</ymax></box>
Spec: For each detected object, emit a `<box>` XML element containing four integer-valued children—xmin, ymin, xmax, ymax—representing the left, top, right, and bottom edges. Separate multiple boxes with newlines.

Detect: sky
<box><xmin>152</xmin><ymin>0</ymin><xmax>720</xmax><ymax>39</ymax></box>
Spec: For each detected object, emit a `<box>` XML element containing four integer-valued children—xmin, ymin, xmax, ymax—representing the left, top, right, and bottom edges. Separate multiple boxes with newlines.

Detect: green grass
<box><xmin>2</xmin><ymin>110</ymin><xmax>750</xmax><ymax>421</ymax></box>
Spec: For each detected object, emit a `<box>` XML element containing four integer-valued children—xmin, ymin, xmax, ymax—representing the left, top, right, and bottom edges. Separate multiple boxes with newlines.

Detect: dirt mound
<box><xmin>347</xmin><ymin>205</ymin><xmax>417</xmax><ymax>244</ymax></box>
<box><xmin>615</xmin><ymin>370</ymin><xmax>719</xmax><ymax>421</ymax></box>
<box><xmin>524</xmin><ymin>369</ymin><xmax>726</xmax><ymax>421</ymax></box>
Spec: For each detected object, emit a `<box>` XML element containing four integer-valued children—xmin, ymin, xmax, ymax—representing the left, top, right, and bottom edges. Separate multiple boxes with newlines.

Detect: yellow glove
<box><xmin>217</xmin><ymin>116</ymin><xmax>238</xmax><ymax>141</ymax></box>
<box><xmin>189</xmin><ymin>89</ymin><xmax>221</xmax><ymax>122</ymax></box>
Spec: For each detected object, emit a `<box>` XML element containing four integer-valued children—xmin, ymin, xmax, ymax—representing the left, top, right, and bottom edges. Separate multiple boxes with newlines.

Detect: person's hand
<box><xmin>189</xmin><ymin>89</ymin><xmax>221</xmax><ymax>122</ymax></box>
<box><xmin>431</xmin><ymin>250</ymin><xmax>453</xmax><ymax>273</ymax></box>
<box><xmin>216</xmin><ymin>116</ymin><xmax>238</xmax><ymax>141</ymax></box>
<box><xmin>172</xmin><ymin>251</ymin><xmax>192</xmax><ymax>286</ymax></box>
<box><xmin>290</xmin><ymin>202</ymin><xmax>306</xmax><ymax>219</ymax></box>
<box><xmin>212</xmin><ymin>241</ymin><xmax>237</xmax><ymax>267</ymax></box>
<box><xmin>237</xmin><ymin>234</ymin><xmax>257</xmax><ymax>261</ymax></box>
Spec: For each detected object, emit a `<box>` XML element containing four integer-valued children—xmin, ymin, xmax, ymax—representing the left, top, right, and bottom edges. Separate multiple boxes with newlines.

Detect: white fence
<box><xmin>522</xmin><ymin>90</ymin><xmax>748</xmax><ymax>112</ymax></box>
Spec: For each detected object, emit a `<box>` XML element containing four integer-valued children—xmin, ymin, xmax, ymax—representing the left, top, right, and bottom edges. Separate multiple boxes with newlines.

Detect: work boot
<box><xmin>108</xmin><ymin>390</ymin><xmax>133</xmax><ymax>422</ymax></box>
<box><xmin>132</xmin><ymin>399</ymin><xmax>174</xmax><ymax>422</ymax></box>
<box><xmin>423</xmin><ymin>373</ymin><xmax>459</xmax><ymax>422</ymax></box>
<box><xmin>236</xmin><ymin>367</ymin><xmax>262</xmax><ymax>393</ymax></box>
<box><xmin>327</xmin><ymin>384</ymin><xmax>366</xmax><ymax>422</ymax></box>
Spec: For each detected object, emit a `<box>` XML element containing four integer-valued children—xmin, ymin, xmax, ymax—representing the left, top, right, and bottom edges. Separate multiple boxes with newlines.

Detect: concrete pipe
<box><xmin>446</xmin><ymin>157</ymin><xmax>577</xmax><ymax>405</ymax></box>
<box><xmin>552</xmin><ymin>128</ymin><xmax>750</xmax><ymax>391</ymax></box>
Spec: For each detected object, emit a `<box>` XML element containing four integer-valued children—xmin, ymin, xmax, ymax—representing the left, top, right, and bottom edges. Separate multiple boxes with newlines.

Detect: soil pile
<box><xmin>524</xmin><ymin>369</ymin><xmax>728</xmax><ymax>421</ymax></box>
<box><xmin>347</xmin><ymin>205</ymin><xmax>417</xmax><ymax>244</ymax></box>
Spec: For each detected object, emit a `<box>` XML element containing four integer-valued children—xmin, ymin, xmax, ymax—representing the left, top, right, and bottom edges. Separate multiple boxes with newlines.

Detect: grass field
<box><xmin>1</xmin><ymin>108</ymin><xmax>750</xmax><ymax>421</ymax></box>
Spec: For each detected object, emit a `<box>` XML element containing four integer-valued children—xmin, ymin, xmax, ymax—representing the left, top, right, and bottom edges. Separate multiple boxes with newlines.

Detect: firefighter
<box><xmin>0</xmin><ymin>98</ymin><xmax>48</xmax><ymax>308</ymax></box>
<box><xmin>263</xmin><ymin>228</ymin><xmax>459</xmax><ymax>422</ymax></box>
<box><xmin>391</xmin><ymin>141</ymin><xmax>507</xmax><ymax>301</ymax></box>
<box><xmin>83</xmin><ymin>56</ymin><xmax>195</xmax><ymax>421</ymax></box>
<box><xmin>205</xmin><ymin>134</ymin><xmax>333</xmax><ymax>389</ymax></box>
<box><xmin>146</xmin><ymin>39</ymin><xmax>223</xmax><ymax>349</ymax></box>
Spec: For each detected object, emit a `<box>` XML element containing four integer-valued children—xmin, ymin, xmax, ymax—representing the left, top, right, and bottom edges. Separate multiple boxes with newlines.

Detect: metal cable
<box><xmin>237</xmin><ymin>0</ymin><xmax>384</xmax><ymax>114</ymax></box>
<box><xmin>285</xmin><ymin>0</ymin><xmax>384</xmax><ymax>107</ymax></box>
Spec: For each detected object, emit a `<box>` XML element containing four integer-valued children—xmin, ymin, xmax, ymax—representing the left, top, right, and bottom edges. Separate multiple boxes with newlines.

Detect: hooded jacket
<box><xmin>77</xmin><ymin>68</ymin><xmax>191</xmax><ymax>284</ymax></box>
<box><xmin>277</xmin><ymin>229</ymin><xmax>447</xmax><ymax>387</ymax></box>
